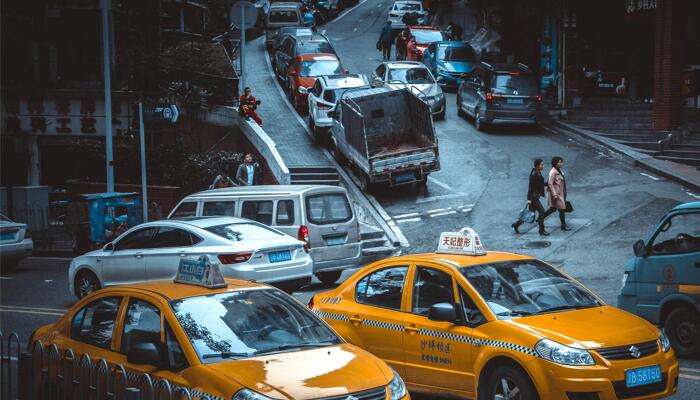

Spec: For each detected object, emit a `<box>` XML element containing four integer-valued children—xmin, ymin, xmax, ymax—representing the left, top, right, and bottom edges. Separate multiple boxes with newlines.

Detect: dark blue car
<box><xmin>422</xmin><ymin>41</ymin><xmax>477</xmax><ymax>89</ymax></box>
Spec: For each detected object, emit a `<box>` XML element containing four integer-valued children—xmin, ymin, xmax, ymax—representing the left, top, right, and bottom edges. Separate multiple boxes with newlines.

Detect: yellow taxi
<box><xmin>310</xmin><ymin>228</ymin><xmax>679</xmax><ymax>400</ymax></box>
<box><xmin>31</xmin><ymin>255</ymin><xmax>409</xmax><ymax>400</ymax></box>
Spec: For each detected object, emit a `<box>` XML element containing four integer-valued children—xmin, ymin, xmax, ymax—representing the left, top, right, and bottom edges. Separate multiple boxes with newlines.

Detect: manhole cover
<box><xmin>520</xmin><ymin>240</ymin><xmax>551</xmax><ymax>249</ymax></box>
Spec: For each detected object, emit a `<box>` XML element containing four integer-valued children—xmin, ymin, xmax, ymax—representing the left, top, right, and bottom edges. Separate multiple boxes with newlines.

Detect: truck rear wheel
<box><xmin>664</xmin><ymin>306</ymin><xmax>700</xmax><ymax>358</ymax></box>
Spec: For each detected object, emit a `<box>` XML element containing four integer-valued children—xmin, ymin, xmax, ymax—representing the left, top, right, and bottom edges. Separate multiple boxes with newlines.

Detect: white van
<box><xmin>168</xmin><ymin>185</ymin><xmax>361</xmax><ymax>284</ymax></box>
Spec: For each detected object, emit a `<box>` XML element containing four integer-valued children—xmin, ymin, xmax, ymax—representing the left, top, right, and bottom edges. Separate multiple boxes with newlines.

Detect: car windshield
<box><xmin>205</xmin><ymin>222</ymin><xmax>283</xmax><ymax>242</ymax></box>
<box><xmin>269</xmin><ymin>10</ymin><xmax>299</xmax><ymax>23</ymax></box>
<box><xmin>0</xmin><ymin>214</ymin><xmax>10</xmax><ymax>222</ymax></box>
<box><xmin>460</xmin><ymin>260</ymin><xmax>602</xmax><ymax>319</ymax></box>
<box><xmin>299</xmin><ymin>42</ymin><xmax>335</xmax><ymax>55</ymax></box>
<box><xmin>171</xmin><ymin>289</ymin><xmax>341</xmax><ymax>363</ymax></box>
<box><xmin>397</xmin><ymin>2</ymin><xmax>420</xmax><ymax>11</ymax></box>
<box><xmin>388</xmin><ymin>67</ymin><xmax>434</xmax><ymax>84</ymax></box>
<box><xmin>301</xmin><ymin>60</ymin><xmax>342</xmax><ymax>77</ymax></box>
<box><xmin>437</xmin><ymin>45</ymin><xmax>476</xmax><ymax>61</ymax></box>
<box><xmin>412</xmin><ymin>30</ymin><xmax>443</xmax><ymax>43</ymax></box>
<box><xmin>492</xmin><ymin>74</ymin><xmax>538</xmax><ymax>95</ymax></box>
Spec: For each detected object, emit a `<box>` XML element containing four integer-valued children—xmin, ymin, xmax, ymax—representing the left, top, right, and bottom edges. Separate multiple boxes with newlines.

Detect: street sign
<box><xmin>153</xmin><ymin>104</ymin><xmax>179</xmax><ymax>123</ymax></box>
<box><xmin>230</xmin><ymin>1</ymin><xmax>257</xmax><ymax>30</ymax></box>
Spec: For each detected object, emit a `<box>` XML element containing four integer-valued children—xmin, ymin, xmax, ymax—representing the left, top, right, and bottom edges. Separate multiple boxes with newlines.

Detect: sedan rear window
<box><xmin>205</xmin><ymin>222</ymin><xmax>283</xmax><ymax>242</ymax></box>
<box><xmin>388</xmin><ymin>67</ymin><xmax>434</xmax><ymax>84</ymax></box>
<box><xmin>305</xmin><ymin>193</ymin><xmax>352</xmax><ymax>225</ymax></box>
<box><xmin>301</xmin><ymin>60</ymin><xmax>342</xmax><ymax>77</ymax></box>
<box><xmin>437</xmin><ymin>45</ymin><xmax>476</xmax><ymax>61</ymax></box>
<box><xmin>299</xmin><ymin>41</ymin><xmax>335</xmax><ymax>55</ymax></box>
<box><xmin>492</xmin><ymin>74</ymin><xmax>538</xmax><ymax>95</ymax></box>
<box><xmin>269</xmin><ymin>10</ymin><xmax>299</xmax><ymax>23</ymax></box>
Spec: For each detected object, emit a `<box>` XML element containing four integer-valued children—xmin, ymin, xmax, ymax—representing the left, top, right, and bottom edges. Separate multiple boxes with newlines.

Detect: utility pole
<box><xmin>101</xmin><ymin>0</ymin><xmax>115</xmax><ymax>192</ymax></box>
<box><xmin>240</xmin><ymin>8</ymin><xmax>246</xmax><ymax>92</ymax></box>
<box><xmin>138</xmin><ymin>102</ymin><xmax>149</xmax><ymax>222</ymax></box>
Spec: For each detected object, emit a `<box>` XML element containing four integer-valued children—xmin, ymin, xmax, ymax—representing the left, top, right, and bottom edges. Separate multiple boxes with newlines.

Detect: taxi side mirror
<box><xmin>127</xmin><ymin>342</ymin><xmax>160</xmax><ymax>366</ymax></box>
<box><xmin>633</xmin><ymin>239</ymin><xmax>646</xmax><ymax>258</ymax></box>
<box><xmin>428</xmin><ymin>302</ymin><xmax>457</xmax><ymax>323</ymax></box>
<box><xmin>103</xmin><ymin>242</ymin><xmax>114</xmax><ymax>252</ymax></box>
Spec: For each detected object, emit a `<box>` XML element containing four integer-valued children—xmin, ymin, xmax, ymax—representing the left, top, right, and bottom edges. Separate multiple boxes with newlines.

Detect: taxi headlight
<box><xmin>232</xmin><ymin>389</ymin><xmax>274</xmax><ymax>400</ymax></box>
<box><xmin>535</xmin><ymin>338</ymin><xmax>595</xmax><ymax>366</ymax></box>
<box><xmin>659</xmin><ymin>330</ymin><xmax>671</xmax><ymax>353</ymax></box>
<box><xmin>388</xmin><ymin>369</ymin><xmax>407</xmax><ymax>400</ymax></box>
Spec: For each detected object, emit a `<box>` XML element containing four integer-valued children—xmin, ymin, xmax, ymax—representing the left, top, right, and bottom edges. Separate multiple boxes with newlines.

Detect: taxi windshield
<box><xmin>459</xmin><ymin>260</ymin><xmax>602</xmax><ymax>319</ymax></box>
<box><xmin>171</xmin><ymin>289</ymin><xmax>341</xmax><ymax>362</ymax></box>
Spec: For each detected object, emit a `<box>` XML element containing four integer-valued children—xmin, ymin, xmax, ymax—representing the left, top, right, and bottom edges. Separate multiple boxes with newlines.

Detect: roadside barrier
<box><xmin>0</xmin><ymin>332</ymin><xmax>199</xmax><ymax>400</ymax></box>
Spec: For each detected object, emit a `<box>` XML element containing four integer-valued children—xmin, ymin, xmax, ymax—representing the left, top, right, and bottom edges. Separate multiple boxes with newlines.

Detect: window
<box><xmin>355</xmin><ymin>266</ymin><xmax>408</xmax><ymax>310</ymax></box>
<box><xmin>388</xmin><ymin>67</ymin><xmax>435</xmax><ymax>84</ymax></box>
<box><xmin>241</xmin><ymin>200</ymin><xmax>274</xmax><ymax>225</ymax></box>
<box><xmin>411</xmin><ymin>30</ymin><xmax>444</xmax><ymax>44</ymax></box>
<box><xmin>115</xmin><ymin>227</ymin><xmax>157</xmax><ymax>250</ymax></box>
<box><xmin>171</xmin><ymin>202</ymin><xmax>197</xmax><ymax>218</ymax></box>
<box><xmin>375</xmin><ymin>64</ymin><xmax>386</xmax><ymax>79</ymax></box>
<box><xmin>121</xmin><ymin>299</ymin><xmax>161</xmax><ymax>353</ymax></box>
<box><xmin>171</xmin><ymin>289</ymin><xmax>340</xmax><ymax>363</ymax></box>
<box><xmin>71</xmin><ymin>297</ymin><xmax>122</xmax><ymax>349</ymax></box>
<box><xmin>203</xmin><ymin>201</ymin><xmax>236</xmax><ymax>217</ymax></box>
<box><xmin>412</xmin><ymin>267</ymin><xmax>454</xmax><ymax>315</ymax></box>
<box><xmin>312</xmin><ymin>81</ymin><xmax>323</xmax><ymax>97</ymax></box>
<box><xmin>276</xmin><ymin>200</ymin><xmax>295</xmax><ymax>226</ymax></box>
<box><xmin>492</xmin><ymin>73</ymin><xmax>538</xmax><ymax>95</ymax></box>
<box><xmin>437</xmin><ymin>45</ymin><xmax>476</xmax><ymax>62</ymax></box>
<box><xmin>165</xmin><ymin>322</ymin><xmax>188</xmax><ymax>371</ymax></box>
<box><xmin>305</xmin><ymin>193</ymin><xmax>352</xmax><ymax>225</ymax></box>
<box><xmin>151</xmin><ymin>227</ymin><xmax>194</xmax><ymax>248</ymax></box>
<box><xmin>281</xmin><ymin>39</ymin><xmax>294</xmax><ymax>55</ymax></box>
<box><xmin>300</xmin><ymin>60</ymin><xmax>342</xmax><ymax>77</ymax></box>
<box><xmin>205</xmin><ymin>222</ymin><xmax>284</xmax><ymax>242</ymax></box>
<box><xmin>269</xmin><ymin>10</ymin><xmax>299</xmax><ymax>23</ymax></box>
<box><xmin>459</xmin><ymin>288</ymin><xmax>486</xmax><ymax>326</ymax></box>
<box><xmin>299</xmin><ymin>41</ymin><xmax>335</xmax><ymax>55</ymax></box>
<box><xmin>651</xmin><ymin>212</ymin><xmax>700</xmax><ymax>255</ymax></box>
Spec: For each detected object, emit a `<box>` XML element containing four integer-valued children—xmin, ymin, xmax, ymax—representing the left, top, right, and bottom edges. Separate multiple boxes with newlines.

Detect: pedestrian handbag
<box><xmin>376</xmin><ymin>40</ymin><xmax>382</xmax><ymax>51</ymax></box>
<box><xmin>518</xmin><ymin>203</ymin><xmax>536</xmax><ymax>224</ymax></box>
<box><xmin>565</xmin><ymin>200</ymin><xmax>574</xmax><ymax>213</ymax></box>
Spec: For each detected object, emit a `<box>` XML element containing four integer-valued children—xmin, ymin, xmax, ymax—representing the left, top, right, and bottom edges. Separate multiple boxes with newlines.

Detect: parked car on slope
<box><xmin>0</xmin><ymin>214</ymin><xmax>33</xmax><ymax>269</ymax></box>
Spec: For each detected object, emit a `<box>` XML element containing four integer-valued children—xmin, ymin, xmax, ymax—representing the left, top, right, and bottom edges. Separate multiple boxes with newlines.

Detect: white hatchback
<box><xmin>305</xmin><ymin>74</ymin><xmax>369</xmax><ymax>142</ymax></box>
<box><xmin>387</xmin><ymin>0</ymin><xmax>427</xmax><ymax>28</ymax></box>
<box><xmin>68</xmin><ymin>216</ymin><xmax>312</xmax><ymax>298</ymax></box>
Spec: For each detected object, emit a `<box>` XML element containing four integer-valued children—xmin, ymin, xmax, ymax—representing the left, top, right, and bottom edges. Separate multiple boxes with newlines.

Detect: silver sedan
<box><xmin>0</xmin><ymin>214</ymin><xmax>33</xmax><ymax>269</ymax></box>
<box><xmin>68</xmin><ymin>216</ymin><xmax>313</xmax><ymax>298</ymax></box>
<box><xmin>371</xmin><ymin>61</ymin><xmax>446</xmax><ymax>120</ymax></box>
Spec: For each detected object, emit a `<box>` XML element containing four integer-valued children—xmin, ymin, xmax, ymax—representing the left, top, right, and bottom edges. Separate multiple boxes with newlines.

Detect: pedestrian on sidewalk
<box><xmin>547</xmin><ymin>156</ymin><xmax>571</xmax><ymax>231</ymax></box>
<box><xmin>236</xmin><ymin>154</ymin><xmax>262</xmax><ymax>186</ymax></box>
<box><xmin>378</xmin><ymin>21</ymin><xmax>395</xmax><ymax>61</ymax></box>
<box><xmin>239</xmin><ymin>87</ymin><xmax>263</xmax><ymax>127</ymax></box>
<box><xmin>406</xmin><ymin>35</ymin><xmax>421</xmax><ymax>61</ymax></box>
<box><xmin>446</xmin><ymin>21</ymin><xmax>463</xmax><ymax>41</ymax></box>
<box><xmin>211</xmin><ymin>166</ymin><xmax>237</xmax><ymax>189</ymax></box>
<box><xmin>395</xmin><ymin>28</ymin><xmax>409</xmax><ymax>60</ymax></box>
<box><xmin>512</xmin><ymin>158</ymin><xmax>556</xmax><ymax>236</ymax></box>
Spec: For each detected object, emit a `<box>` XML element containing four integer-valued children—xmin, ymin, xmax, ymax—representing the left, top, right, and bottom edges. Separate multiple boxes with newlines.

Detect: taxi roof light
<box><xmin>437</xmin><ymin>227</ymin><xmax>486</xmax><ymax>256</ymax></box>
<box><xmin>174</xmin><ymin>255</ymin><xmax>227</xmax><ymax>289</ymax></box>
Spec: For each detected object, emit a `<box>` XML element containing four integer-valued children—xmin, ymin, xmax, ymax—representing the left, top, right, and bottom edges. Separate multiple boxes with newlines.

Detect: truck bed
<box><xmin>371</xmin><ymin>143</ymin><xmax>421</xmax><ymax>158</ymax></box>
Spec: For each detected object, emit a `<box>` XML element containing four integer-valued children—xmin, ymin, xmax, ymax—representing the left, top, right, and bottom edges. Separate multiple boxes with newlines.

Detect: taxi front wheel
<box><xmin>484</xmin><ymin>366</ymin><xmax>538</xmax><ymax>400</ymax></box>
<box><xmin>664</xmin><ymin>306</ymin><xmax>700</xmax><ymax>358</ymax></box>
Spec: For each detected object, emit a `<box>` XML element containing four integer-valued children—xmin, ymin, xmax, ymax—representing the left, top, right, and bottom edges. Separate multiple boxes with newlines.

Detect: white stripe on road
<box><xmin>685</xmin><ymin>190</ymin><xmax>700</xmax><ymax>200</ymax></box>
<box><xmin>396</xmin><ymin>218</ymin><xmax>421</xmax><ymax>223</ymax></box>
<box><xmin>0</xmin><ymin>306</ymin><xmax>65</xmax><ymax>316</ymax></box>
<box><xmin>680</xmin><ymin>374</ymin><xmax>700</xmax><ymax>381</ymax></box>
<box><xmin>430</xmin><ymin>211</ymin><xmax>457</xmax><ymax>218</ymax></box>
<box><xmin>26</xmin><ymin>256</ymin><xmax>72</xmax><ymax>261</ymax></box>
<box><xmin>681</xmin><ymin>367</ymin><xmax>700</xmax><ymax>373</ymax></box>
<box><xmin>640</xmin><ymin>173</ymin><xmax>660</xmax><ymax>181</ymax></box>
<box><xmin>0</xmin><ymin>276</ymin><xmax>13</xmax><ymax>280</ymax></box>
<box><xmin>394</xmin><ymin>212</ymin><xmax>419</xmax><ymax>219</ymax></box>
<box><xmin>330</xmin><ymin>0</ymin><xmax>370</xmax><ymax>23</ymax></box>
<box><xmin>427</xmin><ymin>208</ymin><xmax>449</xmax><ymax>214</ymax></box>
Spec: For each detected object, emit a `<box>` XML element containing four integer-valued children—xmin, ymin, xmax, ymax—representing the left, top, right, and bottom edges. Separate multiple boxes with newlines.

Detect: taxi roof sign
<box><xmin>175</xmin><ymin>255</ymin><xmax>227</xmax><ymax>289</ymax></box>
<box><xmin>437</xmin><ymin>227</ymin><xmax>486</xmax><ymax>256</ymax></box>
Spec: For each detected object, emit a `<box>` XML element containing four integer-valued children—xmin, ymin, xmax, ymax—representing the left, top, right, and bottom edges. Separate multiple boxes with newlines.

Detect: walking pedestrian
<box><xmin>547</xmin><ymin>156</ymin><xmax>571</xmax><ymax>231</ymax></box>
<box><xmin>236</xmin><ymin>154</ymin><xmax>262</xmax><ymax>186</ymax></box>
<box><xmin>211</xmin><ymin>166</ymin><xmax>236</xmax><ymax>189</ymax></box>
<box><xmin>406</xmin><ymin>35</ymin><xmax>421</xmax><ymax>61</ymax></box>
<box><xmin>378</xmin><ymin>20</ymin><xmax>395</xmax><ymax>61</ymax></box>
<box><xmin>395</xmin><ymin>28</ymin><xmax>409</xmax><ymax>60</ymax></box>
<box><xmin>446</xmin><ymin>21</ymin><xmax>463</xmax><ymax>41</ymax></box>
<box><xmin>512</xmin><ymin>158</ymin><xmax>556</xmax><ymax>235</ymax></box>
<box><xmin>239</xmin><ymin>87</ymin><xmax>263</xmax><ymax>127</ymax></box>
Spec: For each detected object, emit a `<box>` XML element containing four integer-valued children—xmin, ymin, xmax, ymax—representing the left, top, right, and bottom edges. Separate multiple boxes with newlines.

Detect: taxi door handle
<box><xmin>134</xmin><ymin>253</ymin><xmax>143</xmax><ymax>259</ymax></box>
<box><xmin>349</xmin><ymin>316</ymin><xmax>363</xmax><ymax>325</ymax></box>
<box><xmin>404</xmin><ymin>326</ymin><xmax>420</xmax><ymax>334</ymax></box>
<box><xmin>179</xmin><ymin>252</ymin><xmax>187</xmax><ymax>257</ymax></box>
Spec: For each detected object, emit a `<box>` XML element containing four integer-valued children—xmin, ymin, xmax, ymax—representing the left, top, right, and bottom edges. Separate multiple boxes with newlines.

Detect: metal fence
<box><xmin>1</xmin><ymin>332</ymin><xmax>198</xmax><ymax>400</ymax></box>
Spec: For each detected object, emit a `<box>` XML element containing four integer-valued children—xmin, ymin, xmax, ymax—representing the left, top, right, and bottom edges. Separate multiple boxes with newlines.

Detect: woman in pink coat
<box><xmin>547</xmin><ymin>156</ymin><xmax>570</xmax><ymax>231</ymax></box>
<box><xmin>406</xmin><ymin>36</ymin><xmax>421</xmax><ymax>61</ymax></box>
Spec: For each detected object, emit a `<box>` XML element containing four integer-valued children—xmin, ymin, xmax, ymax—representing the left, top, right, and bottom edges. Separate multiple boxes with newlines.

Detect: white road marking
<box><xmin>416</xmin><ymin>193</ymin><xmax>466</xmax><ymax>204</ymax></box>
<box><xmin>321</xmin><ymin>29</ymin><xmax>326</xmax><ymax>34</ymax></box>
<box><xmin>353</xmin><ymin>27</ymin><xmax>358</xmax><ymax>32</ymax></box>
<box><xmin>680</xmin><ymin>374</ymin><xmax>700</xmax><ymax>381</ymax></box>
<box><xmin>0</xmin><ymin>276</ymin><xmax>13</xmax><ymax>280</ymax></box>
<box><xmin>2</xmin><ymin>305</ymin><xmax>67</xmax><ymax>312</ymax></box>
<box><xmin>684</xmin><ymin>190</ymin><xmax>700</xmax><ymax>200</ymax></box>
<box><xmin>460</xmin><ymin>208</ymin><xmax>472</xmax><ymax>212</ymax></box>
<box><xmin>330</xmin><ymin>0</ymin><xmax>369</xmax><ymax>23</ymax></box>
<box><xmin>27</xmin><ymin>256</ymin><xmax>72</xmax><ymax>261</ymax></box>
<box><xmin>394</xmin><ymin>212</ymin><xmax>419</xmax><ymax>219</ymax></box>
<box><xmin>0</xmin><ymin>306</ymin><xmax>65</xmax><ymax>316</ymax></box>
<box><xmin>640</xmin><ymin>173</ymin><xmax>660</xmax><ymax>181</ymax></box>
<box><xmin>682</xmin><ymin>367</ymin><xmax>700</xmax><ymax>373</ymax></box>
<box><xmin>396</xmin><ymin>218</ymin><xmax>421</xmax><ymax>223</ymax></box>
<box><xmin>430</xmin><ymin>211</ymin><xmax>457</xmax><ymax>217</ymax></box>
<box><xmin>44</xmin><ymin>280</ymin><xmax>53</xmax><ymax>283</ymax></box>
<box><xmin>428</xmin><ymin>176</ymin><xmax>455</xmax><ymax>192</ymax></box>
<box><xmin>427</xmin><ymin>208</ymin><xmax>449</xmax><ymax>214</ymax></box>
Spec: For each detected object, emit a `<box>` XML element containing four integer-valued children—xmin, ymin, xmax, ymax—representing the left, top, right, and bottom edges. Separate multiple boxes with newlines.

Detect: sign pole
<box><xmin>138</xmin><ymin>101</ymin><xmax>149</xmax><ymax>222</ymax></box>
<box><xmin>101</xmin><ymin>0</ymin><xmax>115</xmax><ymax>192</ymax></box>
<box><xmin>240</xmin><ymin>7</ymin><xmax>246</xmax><ymax>93</ymax></box>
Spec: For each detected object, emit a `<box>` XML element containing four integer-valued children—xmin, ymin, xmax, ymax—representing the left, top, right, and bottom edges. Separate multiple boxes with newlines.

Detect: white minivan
<box><xmin>168</xmin><ymin>185</ymin><xmax>362</xmax><ymax>284</ymax></box>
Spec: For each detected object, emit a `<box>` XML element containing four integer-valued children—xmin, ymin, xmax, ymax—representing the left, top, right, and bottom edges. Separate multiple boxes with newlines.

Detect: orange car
<box><xmin>287</xmin><ymin>53</ymin><xmax>344</xmax><ymax>111</ymax></box>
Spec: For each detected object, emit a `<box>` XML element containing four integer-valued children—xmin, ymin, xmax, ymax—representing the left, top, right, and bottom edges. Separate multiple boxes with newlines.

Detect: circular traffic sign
<box><xmin>230</xmin><ymin>1</ymin><xmax>258</xmax><ymax>30</ymax></box>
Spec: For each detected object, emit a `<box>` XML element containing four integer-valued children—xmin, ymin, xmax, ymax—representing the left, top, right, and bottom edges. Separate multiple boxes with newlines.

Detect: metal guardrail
<box><xmin>0</xmin><ymin>332</ymin><xmax>198</xmax><ymax>400</ymax></box>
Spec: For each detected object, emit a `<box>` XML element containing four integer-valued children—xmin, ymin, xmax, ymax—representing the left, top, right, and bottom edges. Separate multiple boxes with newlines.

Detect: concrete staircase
<box><xmin>360</xmin><ymin>223</ymin><xmax>398</xmax><ymax>265</ymax></box>
<box><xmin>563</xmin><ymin>100</ymin><xmax>700</xmax><ymax>167</ymax></box>
<box><xmin>289</xmin><ymin>166</ymin><xmax>341</xmax><ymax>185</ymax></box>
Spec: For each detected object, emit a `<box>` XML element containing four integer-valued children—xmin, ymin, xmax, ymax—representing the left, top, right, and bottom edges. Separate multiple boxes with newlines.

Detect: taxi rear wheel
<box><xmin>485</xmin><ymin>366</ymin><xmax>538</xmax><ymax>400</ymax></box>
<box><xmin>664</xmin><ymin>306</ymin><xmax>700</xmax><ymax>358</ymax></box>
<box><xmin>76</xmin><ymin>270</ymin><xmax>100</xmax><ymax>299</ymax></box>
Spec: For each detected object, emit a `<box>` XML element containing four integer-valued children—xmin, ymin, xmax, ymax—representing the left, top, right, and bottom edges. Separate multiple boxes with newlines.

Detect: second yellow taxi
<box><xmin>310</xmin><ymin>228</ymin><xmax>679</xmax><ymax>400</ymax></box>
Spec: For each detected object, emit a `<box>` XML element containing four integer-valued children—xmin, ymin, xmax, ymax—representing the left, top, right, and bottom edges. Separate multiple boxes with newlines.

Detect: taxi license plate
<box><xmin>326</xmin><ymin>236</ymin><xmax>345</xmax><ymax>246</ymax></box>
<box><xmin>625</xmin><ymin>365</ymin><xmax>662</xmax><ymax>388</ymax></box>
<box><xmin>508</xmin><ymin>98</ymin><xmax>524</xmax><ymax>104</ymax></box>
<box><xmin>268</xmin><ymin>250</ymin><xmax>291</xmax><ymax>263</ymax></box>
<box><xmin>0</xmin><ymin>232</ymin><xmax>15</xmax><ymax>240</ymax></box>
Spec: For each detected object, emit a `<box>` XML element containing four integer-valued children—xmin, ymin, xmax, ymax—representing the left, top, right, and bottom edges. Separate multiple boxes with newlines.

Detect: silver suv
<box><xmin>304</xmin><ymin>74</ymin><xmax>369</xmax><ymax>143</ymax></box>
<box><xmin>371</xmin><ymin>61</ymin><xmax>446</xmax><ymax>120</ymax></box>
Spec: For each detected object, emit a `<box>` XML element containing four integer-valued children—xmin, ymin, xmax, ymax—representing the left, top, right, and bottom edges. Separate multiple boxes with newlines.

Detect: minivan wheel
<box><xmin>485</xmin><ymin>366</ymin><xmax>538</xmax><ymax>400</ymax></box>
<box><xmin>664</xmin><ymin>307</ymin><xmax>700</xmax><ymax>358</ymax></box>
<box><xmin>76</xmin><ymin>270</ymin><xmax>100</xmax><ymax>299</ymax></box>
<box><xmin>316</xmin><ymin>270</ymin><xmax>342</xmax><ymax>285</ymax></box>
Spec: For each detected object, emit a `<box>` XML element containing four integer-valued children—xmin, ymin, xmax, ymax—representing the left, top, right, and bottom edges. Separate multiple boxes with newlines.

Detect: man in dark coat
<box><xmin>378</xmin><ymin>20</ymin><xmax>395</xmax><ymax>60</ymax></box>
<box><xmin>512</xmin><ymin>158</ymin><xmax>556</xmax><ymax>235</ymax></box>
<box><xmin>236</xmin><ymin>154</ymin><xmax>263</xmax><ymax>186</ymax></box>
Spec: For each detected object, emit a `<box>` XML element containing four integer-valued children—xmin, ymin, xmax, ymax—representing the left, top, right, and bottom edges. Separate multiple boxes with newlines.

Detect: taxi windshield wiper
<box><xmin>261</xmin><ymin>341</ymin><xmax>336</xmax><ymax>353</ymax></box>
<box><xmin>202</xmin><ymin>351</ymin><xmax>255</xmax><ymax>360</ymax></box>
<box><xmin>534</xmin><ymin>304</ymin><xmax>599</xmax><ymax>315</ymax></box>
<box><xmin>496</xmin><ymin>309</ymin><xmax>533</xmax><ymax>317</ymax></box>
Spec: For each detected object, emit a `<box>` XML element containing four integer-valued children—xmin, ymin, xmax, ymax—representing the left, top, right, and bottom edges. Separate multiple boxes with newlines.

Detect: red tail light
<box><xmin>23</xmin><ymin>229</ymin><xmax>31</xmax><ymax>239</ymax></box>
<box><xmin>316</xmin><ymin>101</ymin><xmax>332</xmax><ymax>110</ymax></box>
<box><xmin>485</xmin><ymin>92</ymin><xmax>493</xmax><ymax>101</ymax></box>
<box><xmin>308</xmin><ymin>295</ymin><xmax>315</xmax><ymax>309</ymax></box>
<box><xmin>218</xmin><ymin>252</ymin><xmax>252</xmax><ymax>264</ymax></box>
<box><xmin>298</xmin><ymin>225</ymin><xmax>310</xmax><ymax>251</ymax></box>
<box><xmin>536</xmin><ymin>95</ymin><xmax>543</xmax><ymax>102</ymax></box>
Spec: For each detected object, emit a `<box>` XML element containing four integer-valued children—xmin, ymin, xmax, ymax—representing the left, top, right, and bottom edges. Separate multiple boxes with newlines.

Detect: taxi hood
<box><xmin>207</xmin><ymin>344</ymin><xmax>392</xmax><ymax>398</ymax></box>
<box><xmin>512</xmin><ymin>306</ymin><xmax>660</xmax><ymax>349</ymax></box>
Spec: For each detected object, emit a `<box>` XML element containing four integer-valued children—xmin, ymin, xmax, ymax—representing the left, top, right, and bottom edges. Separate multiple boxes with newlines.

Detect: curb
<box><xmin>31</xmin><ymin>249</ymin><xmax>73</xmax><ymax>258</ymax></box>
<box><xmin>544</xmin><ymin>119</ymin><xmax>700</xmax><ymax>192</ymax></box>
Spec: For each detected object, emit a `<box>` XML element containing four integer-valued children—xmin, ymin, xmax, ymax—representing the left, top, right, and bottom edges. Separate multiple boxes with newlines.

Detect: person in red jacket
<box><xmin>406</xmin><ymin>35</ymin><xmax>421</xmax><ymax>61</ymax></box>
<box><xmin>239</xmin><ymin>87</ymin><xmax>263</xmax><ymax>127</ymax></box>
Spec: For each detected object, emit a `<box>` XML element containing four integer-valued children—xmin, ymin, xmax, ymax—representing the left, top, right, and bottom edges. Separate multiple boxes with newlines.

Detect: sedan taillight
<box><xmin>218</xmin><ymin>253</ymin><xmax>253</xmax><ymax>264</ymax></box>
<box><xmin>298</xmin><ymin>225</ymin><xmax>310</xmax><ymax>252</ymax></box>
